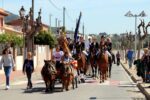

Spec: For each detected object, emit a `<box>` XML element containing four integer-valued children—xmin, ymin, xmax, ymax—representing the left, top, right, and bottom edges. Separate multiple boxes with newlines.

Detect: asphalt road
<box><xmin>0</xmin><ymin>64</ymin><xmax>146</xmax><ymax>100</ymax></box>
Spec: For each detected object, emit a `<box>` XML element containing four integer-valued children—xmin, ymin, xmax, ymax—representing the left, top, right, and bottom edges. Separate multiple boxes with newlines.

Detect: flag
<box><xmin>74</xmin><ymin>12</ymin><xmax>82</xmax><ymax>43</ymax></box>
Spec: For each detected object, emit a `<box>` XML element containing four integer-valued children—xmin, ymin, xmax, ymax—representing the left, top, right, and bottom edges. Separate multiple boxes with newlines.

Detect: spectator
<box><xmin>0</xmin><ymin>48</ymin><xmax>15</xmax><ymax>90</ymax></box>
<box><xmin>23</xmin><ymin>52</ymin><xmax>34</xmax><ymax>89</ymax></box>
<box><xmin>127</xmin><ymin>48</ymin><xmax>134</xmax><ymax>69</ymax></box>
<box><xmin>116</xmin><ymin>51</ymin><xmax>121</xmax><ymax>66</ymax></box>
<box><xmin>141</xmin><ymin>48</ymin><xmax>150</xmax><ymax>82</ymax></box>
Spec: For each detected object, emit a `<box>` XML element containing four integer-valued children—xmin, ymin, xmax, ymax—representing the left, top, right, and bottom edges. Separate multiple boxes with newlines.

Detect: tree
<box><xmin>0</xmin><ymin>32</ymin><xmax>23</xmax><ymax>64</ymax></box>
<box><xmin>0</xmin><ymin>33</ymin><xmax>23</xmax><ymax>47</ymax></box>
<box><xmin>34</xmin><ymin>30</ymin><xmax>57</xmax><ymax>48</ymax></box>
<box><xmin>137</xmin><ymin>20</ymin><xmax>150</xmax><ymax>59</ymax></box>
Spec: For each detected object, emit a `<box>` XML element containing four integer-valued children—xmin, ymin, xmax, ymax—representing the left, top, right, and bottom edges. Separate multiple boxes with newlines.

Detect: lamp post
<box><xmin>19</xmin><ymin>6</ymin><xmax>42</xmax><ymax>60</ymax></box>
<box><xmin>125</xmin><ymin>11</ymin><xmax>146</xmax><ymax>56</ymax></box>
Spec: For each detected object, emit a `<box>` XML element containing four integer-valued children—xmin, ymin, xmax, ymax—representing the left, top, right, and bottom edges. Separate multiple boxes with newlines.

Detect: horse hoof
<box><xmin>81</xmin><ymin>79</ymin><xmax>85</xmax><ymax>83</ymax></box>
<box><xmin>45</xmin><ymin>89</ymin><xmax>49</xmax><ymax>93</ymax></box>
<box><xmin>66</xmin><ymin>88</ymin><xmax>69</xmax><ymax>91</ymax></box>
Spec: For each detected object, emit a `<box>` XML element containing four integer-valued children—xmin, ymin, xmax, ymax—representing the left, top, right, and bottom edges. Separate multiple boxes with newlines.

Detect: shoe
<box><xmin>5</xmin><ymin>86</ymin><xmax>10</xmax><ymax>90</ymax></box>
<box><xmin>26</xmin><ymin>86</ymin><xmax>30</xmax><ymax>89</ymax></box>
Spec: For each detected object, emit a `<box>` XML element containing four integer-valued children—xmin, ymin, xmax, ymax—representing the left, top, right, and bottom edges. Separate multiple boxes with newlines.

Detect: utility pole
<box><xmin>58</xmin><ymin>20</ymin><xmax>61</xmax><ymax>27</ymax></box>
<box><xmin>32</xmin><ymin>0</ymin><xmax>34</xmax><ymax>21</ymax></box>
<box><xmin>63</xmin><ymin>7</ymin><xmax>66</xmax><ymax>30</ymax></box>
<box><xmin>49</xmin><ymin>14</ymin><xmax>52</xmax><ymax>32</ymax></box>
<box><xmin>31</xmin><ymin>0</ymin><xmax>34</xmax><ymax>56</ymax></box>
<box><xmin>55</xmin><ymin>18</ymin><xmax>58</xmax><ymax>28</ymax></box>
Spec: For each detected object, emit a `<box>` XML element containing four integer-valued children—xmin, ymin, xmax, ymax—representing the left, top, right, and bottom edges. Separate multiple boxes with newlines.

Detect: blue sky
<box><xmin>1</xmin><ymin>0</ymin><xmax>150</xmax><ymax>34</ymax></box>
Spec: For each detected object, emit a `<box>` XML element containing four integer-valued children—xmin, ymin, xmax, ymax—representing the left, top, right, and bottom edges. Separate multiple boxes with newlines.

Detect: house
<box><xmin>0</xmin><ymin>8</ymin><xmax>9</xmax><ymax>34</ymax></box>
<box><xmin>0</xmin><ymin>9</ymin><xmax>50</xmax><ymax>71</ymax></box>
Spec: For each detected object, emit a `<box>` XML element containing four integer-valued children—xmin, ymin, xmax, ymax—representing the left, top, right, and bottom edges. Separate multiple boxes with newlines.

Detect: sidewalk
<box><xmin>0</xmin><ymin>68</ymin><xmax>41</xmax><ymax>85</ymax></box>
<box><xmin>121</xmin><ymin>60</ymin><xmax>150</xmax><ymax>100</ymax></box>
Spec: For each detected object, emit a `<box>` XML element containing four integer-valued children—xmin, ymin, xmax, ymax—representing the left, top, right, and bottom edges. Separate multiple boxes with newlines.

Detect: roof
<box><xmin>4</xmin><ymin>11</ymin><xmax>19</xmax><ymax>23</ymax></box>
<box><xmin>0</xmin><ymin>8</ymin><xmax>9</xmax><ymax>16</ymax></box>
<box><xmin>6</xmin><ymin>18</ymin><xmax>49</xmax><ymax>28</ymax></box>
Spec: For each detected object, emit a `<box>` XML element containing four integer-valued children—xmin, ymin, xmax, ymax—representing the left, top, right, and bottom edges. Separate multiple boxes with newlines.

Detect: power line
<box><xmin>48</xmin><ymin>0</ymin><xmax>62</xmax><ymax>11</ymax></box>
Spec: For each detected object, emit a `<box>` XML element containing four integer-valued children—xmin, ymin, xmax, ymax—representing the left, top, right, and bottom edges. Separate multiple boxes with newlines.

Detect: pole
<box><xmin>49</xmin><ymin>14</ymin><xmax>52</xmax><ymax>32</ymax></box>
<box><xmin>135</xmin><ymin>15</ymin><xmax>137</xmax><ymax>58</ymax></box>
<box><xmin>63</xmin><ymin>7</ymin><xmax>66</xmax><ymax>28</ymax></box>
<box><xmin>82</xmin><ymin>23</ymin><xmax>84</xmax><ymax>38</ymax></box>
<box><xmin>58</xmin><ymin>20</ymin><xmax>61</xmax><ymax>27</ymax></box>
<box><xmin>55</xmin><ymin>18</ymin><xmax>58</xmax><ymax>28</ymax></box>
<box><xmin>31</xmin><ymin>0</ymin><xmax>34</xmax><ymax>57</ymax></box>
<box><xmin>32</xmin><ymin>0</ymin><xmax>34</xmax><ymax>20</ymax></box>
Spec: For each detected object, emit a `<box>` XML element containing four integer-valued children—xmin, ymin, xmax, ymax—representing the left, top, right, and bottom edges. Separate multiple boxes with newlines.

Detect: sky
<box><xmin>1</xmin><ymin>0</ymin><xmax>150</xmax><ymax>34</ymax></box>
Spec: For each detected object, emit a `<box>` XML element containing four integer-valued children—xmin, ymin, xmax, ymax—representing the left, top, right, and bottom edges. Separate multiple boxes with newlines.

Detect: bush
<box><xmin>0</xmin><ymin>33</ymin><xmax>23</xmax><ymax>47</ymax></box>
<box><xmin>34</xmin><ymin>30</ymin><xmax>57</xmax><ymax>48</ymax></box>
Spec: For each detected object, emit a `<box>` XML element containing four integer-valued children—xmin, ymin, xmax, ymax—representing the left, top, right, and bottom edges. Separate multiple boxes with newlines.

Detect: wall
<box><xmin>0</xmin><ymin>45</ymin><xmax>50</xmax><ymax>74</ymax></box>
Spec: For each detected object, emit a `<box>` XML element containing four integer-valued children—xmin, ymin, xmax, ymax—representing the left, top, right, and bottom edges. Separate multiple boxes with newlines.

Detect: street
<box><xmin>0</xmin><ymin>64</ymin><xmax>146</xmax><ymax>100</ymax></box>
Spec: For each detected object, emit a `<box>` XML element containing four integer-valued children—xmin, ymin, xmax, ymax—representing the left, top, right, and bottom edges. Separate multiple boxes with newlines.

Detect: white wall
<box><xmin>0</xmin><ymin>45</ymin><xmax>50</xmax><ymax>74</ymax></box>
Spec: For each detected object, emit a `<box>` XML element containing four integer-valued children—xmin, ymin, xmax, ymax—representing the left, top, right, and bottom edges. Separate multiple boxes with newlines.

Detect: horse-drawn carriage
<box><xmin>41</xmin><ymin>59</ymin><xmax>78</xmax><ymax>92</ymax></box>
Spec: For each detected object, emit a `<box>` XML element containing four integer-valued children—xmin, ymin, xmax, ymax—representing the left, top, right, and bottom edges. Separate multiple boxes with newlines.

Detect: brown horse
<box><xmin>97</xmin><ymin>51</ymin><xmax>109</xmax><ymax>83</ymax></box>
<box><xmin>76</xmin><ymin>52</ymin><xmax>88</xmax><ymax>76</ymax></box>
<box><xmin>90</xmin><ymin>52</ymin><xmax>98</xmax><ymax>78</ymax></box>
<box><xmin>41</xmin><ymin>60</ymin><xmax>57</xmax><ymax>92</ymax></box>
<box><xmin>61</xmin><ymin>64</ymin><xmax>75</xmax><ymax>91</ymax></box>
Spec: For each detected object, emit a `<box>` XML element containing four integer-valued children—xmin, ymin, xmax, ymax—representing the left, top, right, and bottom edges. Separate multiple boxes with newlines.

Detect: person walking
<box><xmin>0</xmin><ymin>48</ymin><xmax>15</xmax><ymax>90</ymax></box>
<box><xmin>22</xmin><ymin>52</ymin><xmax>34</xmax><ymax>89</ymax></box>
<box><xmin>141</xmin><ymin>48</ymin><xmax>150</xmax><ymax>82</ymax></box>
<box><xmin>127</xmin><ymin>48</ymin><xmax>134</xmax><ymax>69</ymax></box>
<box><xmin>116</xmin><ymin>51</ymin><xmax>121</xmax><ymax>66</ymax></box>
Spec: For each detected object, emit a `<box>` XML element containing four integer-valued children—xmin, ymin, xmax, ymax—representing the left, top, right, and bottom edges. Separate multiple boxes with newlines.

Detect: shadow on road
<box><xmin>22</xmin><ymin>87</ymin><xmax>64</xmax><ymax>94</ymax></box>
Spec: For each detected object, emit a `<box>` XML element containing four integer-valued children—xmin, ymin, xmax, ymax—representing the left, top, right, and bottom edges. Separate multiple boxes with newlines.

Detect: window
<box><xmin>0</xmin><ymin>18</ymin><xmax>3</xmax><ymax>27</ymax></box>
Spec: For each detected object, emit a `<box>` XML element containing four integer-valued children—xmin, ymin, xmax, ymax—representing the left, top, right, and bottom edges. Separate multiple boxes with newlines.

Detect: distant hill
<box><xmin>4</xmin><ymin>11</ymin><xmax>19</xmax><ymax>23</ymax></box>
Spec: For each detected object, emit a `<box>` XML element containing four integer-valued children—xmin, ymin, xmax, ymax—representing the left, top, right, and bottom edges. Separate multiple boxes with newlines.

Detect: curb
<box><xmin>121</xmin><ymin>62</ymin><xmax>150</xmax><ymax>100</ymax></box>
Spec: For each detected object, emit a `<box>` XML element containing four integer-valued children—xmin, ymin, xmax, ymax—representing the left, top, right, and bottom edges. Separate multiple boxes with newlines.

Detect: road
<box><xmin>0</xmin><ymin>64</ymin><xmax>146</xmax><ymax>100</ymax></box>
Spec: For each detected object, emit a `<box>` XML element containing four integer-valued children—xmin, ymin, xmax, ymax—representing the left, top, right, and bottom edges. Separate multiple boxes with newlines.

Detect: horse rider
<box><xmin>75</xmin><ymin>36</ymin><xmax>85</xmax><ymax>55</ymax></box>
<box><xmin>99</xmin><ymin>35</ymin><xmax>107</xmax><ymax>54</ymax></box>
<box><xmin>105</xmin><ymin>37</ymin><xmax>113</xmax><ymax>77</ymax></box>
<box><xmin>89</xmin><ymin>36</ymin><xmax>99</xmax><ymax>65</ymax></box>
<box><xmin>105</xmin><ymin>37</ymin><xmax>112</xmax><ymax>53</ymax></box>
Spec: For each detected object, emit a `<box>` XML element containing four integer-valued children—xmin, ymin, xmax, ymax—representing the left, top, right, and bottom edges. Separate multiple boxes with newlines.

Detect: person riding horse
<box><xmin>89</xmin><ymin>37</ymin><xmax>99</xmax><ymax>77</ymax></box>
<box><xmin>90</xmin><ymin>37</ymin><xmax>99</xmax><ymax>60</ymax></box>
<box><xmin>75</xmin><ymin>36</ymin><xmax>85</xmax><ymax>55</ymax></box>
<box><xmin>105</xmin><ymin>37</ymin><xmax>113</xmax><ymax>77</ymax></box>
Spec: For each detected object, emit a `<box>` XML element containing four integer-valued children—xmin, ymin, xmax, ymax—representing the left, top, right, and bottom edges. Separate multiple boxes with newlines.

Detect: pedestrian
<box><xmin>127</xmin><ymin>48</ymin><xmax>134</xmax><ymax>69</ymax></box>
<box><xmin>141</xmin><ymin>48</ymin><xmax>150</xmax><ymax>82</ymax></box>
<box><xmin>22</xmin><ymin>52</ymin><xmax>34</xmax><ymax>89</ymax></box>
<box><xmin>116</xmin><ymin>51</ymin><xmax>121</xmax><ymax>66</ymax></box>
<box><xmin>0</xmin><ymin>48</ymin><xmax>15</xmax><ymax>90</ymax></box>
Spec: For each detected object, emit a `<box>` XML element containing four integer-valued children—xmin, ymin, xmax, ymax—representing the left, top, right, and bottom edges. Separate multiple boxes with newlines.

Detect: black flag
<box><xmin>74</xmin><ymin>12</ymin><xmax>82</xmax><ymax>43</ymax></box>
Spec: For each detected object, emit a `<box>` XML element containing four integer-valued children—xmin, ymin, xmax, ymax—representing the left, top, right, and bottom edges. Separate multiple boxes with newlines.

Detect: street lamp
<box><xmin>125</xmin><ymin>10</ymin><xmax>146</xmax><ymax>57</ymax></box>
<box><xmin>19</xmin><ymin>6</ymin><xmax>25</xmax><ymax>19</ymax></box>
<box><xmin>19</xmin><ymin>6</ymin><xmax>42</xmax><ymax>60</ymax></box>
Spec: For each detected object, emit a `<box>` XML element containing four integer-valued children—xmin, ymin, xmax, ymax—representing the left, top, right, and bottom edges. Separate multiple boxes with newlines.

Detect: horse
<box><xmin>61</xmin><ymin>63</ymin><xmax>75</xmax><ymax>91</ymax></box>
<box><xmin>41</xmin><ymin>60</ymin><xmax>57</xmax><ymax>92</ymax></box>
<box><xmin>75</xmin><ymin>52</ymin><xmax>88</xmax><ymax>76</ymax></box>
<box><xmin>97</xmin><ymin>51</ymin><xmax>109</xmax><ymax>83</ymax></box>
<box><xmin>90</xmin><ymin>51</ymin><xmax>98</xmax><ymax>78</ymax></box>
